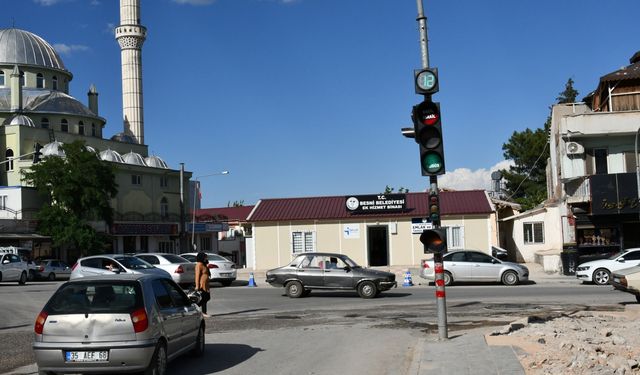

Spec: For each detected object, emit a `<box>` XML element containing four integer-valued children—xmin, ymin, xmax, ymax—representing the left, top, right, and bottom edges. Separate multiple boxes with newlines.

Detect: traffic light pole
<box><xmin>417</xmin><ymin>0</ymin><xmax>448</xmax><ymax>341</ymax></box>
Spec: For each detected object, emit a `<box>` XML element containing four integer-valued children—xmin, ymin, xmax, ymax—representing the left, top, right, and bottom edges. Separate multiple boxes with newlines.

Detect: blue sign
<box><xmin>188</xmin><ymin>222</ymin><xmax>228</xmax><ymax>233</ymax></box>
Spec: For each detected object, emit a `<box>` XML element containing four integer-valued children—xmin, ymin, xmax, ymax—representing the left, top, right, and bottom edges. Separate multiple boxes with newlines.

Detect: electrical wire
<box><xmin>504</xmin><ymin>141</ymin><xmax>549</xmax><ymax>202</ymax></box>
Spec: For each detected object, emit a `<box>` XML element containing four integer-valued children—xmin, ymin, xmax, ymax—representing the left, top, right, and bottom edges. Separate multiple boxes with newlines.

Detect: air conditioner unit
<box><xmin>566</xmin><ymin>142</ymin><xmax>584</xmax><ymax>155</ymax></box>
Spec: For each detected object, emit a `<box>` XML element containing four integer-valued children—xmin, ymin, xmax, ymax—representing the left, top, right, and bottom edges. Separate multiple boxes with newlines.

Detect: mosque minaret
<box><xmin>115</xmin><ymin>0</ymin><xmax>146</xmax><ymax>145</ymax></box>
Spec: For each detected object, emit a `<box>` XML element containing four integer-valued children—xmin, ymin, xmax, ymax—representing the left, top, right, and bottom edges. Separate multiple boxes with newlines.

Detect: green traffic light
<box><xmin>422</xmin><ymin>152</ymin><xmax>443</xmax><ymax>174</ymax></box>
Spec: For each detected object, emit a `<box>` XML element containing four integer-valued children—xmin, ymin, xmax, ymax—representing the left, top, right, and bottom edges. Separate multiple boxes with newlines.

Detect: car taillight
<box><xmin>130</xmin><ymin>308</ymin><xmax>148</xmax><ymax>333</ymax></box>
<box><xmin>37</xmin><ymin>266</ymin><xmax>44</xmax><ymax>272</ymax></box>
<box><xmin>175</xmin><ymin>265</ymin><xmax>184</xmax><ymax>274</ymax></box>
<box><xmin>34</xmin><ymin>311</ymin><xmax>48</xmax><ymax>334</ymax></box>
<box><xmin>207</xmin><ymin>264</ymin><xmax>219</xmax><ymax>269</ymax></box>
<box><xmin>71</xmin><ymin>263</ymin><xmax>78</xmax><ymax>271</ymax></box>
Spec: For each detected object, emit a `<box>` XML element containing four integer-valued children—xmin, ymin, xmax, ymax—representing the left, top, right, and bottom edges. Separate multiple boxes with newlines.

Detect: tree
<box><xmin>501</xmin><ymin>79</ymin><xmax>579</xmax><ymax>210</ymax></box>
<box><xmin>383</xmin><ymin>185</ymin><xmax>409</xmax><ymax>194</ymax></box>
<box><xmin>22</xmin><ymin>141</ymin><xmax>118</xmax><ymax>256</ymax></box>
<box><xmin>227</xmin><ymin>200</ymin><xmax>245</xmax><ymax>207</ymax></box>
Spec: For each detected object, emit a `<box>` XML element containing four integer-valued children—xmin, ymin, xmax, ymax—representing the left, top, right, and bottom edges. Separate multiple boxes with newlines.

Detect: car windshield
<box><xmin>608</xmin><ymin>251</ymin><xmax>626</xmax><ymax>260</ymax></box>
<box><xmin>115</xmin><ymin>256</ymin><xmax>154</xmax><ymax>270</ymax></box>
<box><xmin>46</xmin><ymin>281</ymin><xmax>143</xmax><ymax>314</ymax></box>
<box><xmin>162</xmin><ymin>254</ymin><xmax>188</xmax><ymax>263</ymax></box>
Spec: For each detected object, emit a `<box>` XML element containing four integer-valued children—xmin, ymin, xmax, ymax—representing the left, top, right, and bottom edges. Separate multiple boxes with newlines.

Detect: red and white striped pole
<box><xmin>433</xmin><ymin>253</ymin><xmax>448</xmax><ymax>339</ymax></box>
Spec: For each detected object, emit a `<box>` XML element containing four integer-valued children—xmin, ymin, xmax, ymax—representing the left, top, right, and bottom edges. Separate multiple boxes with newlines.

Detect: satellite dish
<box><xmin>491</xmin><ymin>171</ymin><xmax>502</xmax><ymax>181</ymax></box>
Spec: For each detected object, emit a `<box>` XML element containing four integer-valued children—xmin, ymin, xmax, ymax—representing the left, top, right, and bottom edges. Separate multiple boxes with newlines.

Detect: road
<box><xmin>1</xmin><ymin>279</ymin><xmax>635</xmax><ymax>374</ymax></box>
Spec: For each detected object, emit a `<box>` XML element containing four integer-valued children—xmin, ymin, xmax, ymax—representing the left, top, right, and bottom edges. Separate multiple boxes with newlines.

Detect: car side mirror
<box><xmin>188</xmin><ymin>295</ymin><xmax>200</xmax><ymax>304</ymax></box>
<box><xmin>2</xmin><ymin>260</ymin><xmax>9</xmax><ymax>264</ymax></box>
<box><xmin>343</xmin><ymin>265</ymin><xmax>351</xmax><ymax>272</ymax></box>
<box><xmin>618</xmin><ymin>257</ymin><xmax>625</xmax><ymax>262</ymax></box>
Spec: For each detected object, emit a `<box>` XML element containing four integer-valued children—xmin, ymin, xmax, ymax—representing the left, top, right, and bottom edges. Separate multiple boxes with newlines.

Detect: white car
<box><xmin>576</xmin><ymin>248</ymin><xmax>640</xmax><ymax>285</ymax></box>
<box><xmin>0</xmin><ymin>252</ymin><xmax>29</xmax><ymax>284</ymax></box>
<box><xmin>181</xmin><ymin>252</ymin><xmax>237</xmax><ymax>286</ymax></box>
<box><xmin>70</xmin><ymin>254</ymin><xmax>171</xmax><ymax>280</ymax></box>
<box><xmin>134</xmin><ymin>253</ymin><xmax>196</xmax><ymax>287</ymax></box>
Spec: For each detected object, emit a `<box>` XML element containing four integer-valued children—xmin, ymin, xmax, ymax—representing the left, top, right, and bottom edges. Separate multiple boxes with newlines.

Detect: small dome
<box><xmin>85</xmin><ymin>145</ymin><xmax>98</xmax><ymax>154</ymax></box>
<box><xmin>145</xmin><ymin>155</ymin><xmax>169</xmax><ymax>169</ymax></box>
<box><xmin>41</xmin><ymin>141</ymin><xmax>65</xmax><ymax>158</ymax></box>
<box><xmin>122</xmin><ymin>151</ymin><xmax>146</xmax><ymax>166</ymax></box>
<box><xmin>2</xmin><ymin>114</ymin><xmax>35</xmax><ymax>127</ymax></box>
<box><xmin>110</xmin><ymin>132</ymin><xmax>137</xmax><ymax>144</ymax></box>
<box><xmin>0</xmin><ymin>28</ymin><xmax>67</xmax><ymax>71</ymax></box>
<box><xmin>99</xmin><ymin>149</ymin><xmax>124</xmax><ymax>163</ymax></box>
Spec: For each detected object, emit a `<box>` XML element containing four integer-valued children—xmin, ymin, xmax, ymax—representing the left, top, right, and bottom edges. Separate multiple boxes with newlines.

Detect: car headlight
<box><xmin>577</xmin><ymin>266</ymin><xmax>590</xmax><ymax>271</ymax></box>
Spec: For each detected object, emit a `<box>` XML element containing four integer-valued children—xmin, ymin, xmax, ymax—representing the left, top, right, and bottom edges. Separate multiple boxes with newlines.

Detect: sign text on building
<box><xmin>345</xmin><ymin>194</ymin><xmax>406</xmax><ymax>213</ymax></box>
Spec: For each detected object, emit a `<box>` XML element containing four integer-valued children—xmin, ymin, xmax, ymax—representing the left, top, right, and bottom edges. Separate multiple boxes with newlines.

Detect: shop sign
<box><xmin>188</xmin><ymin>222</ymin><xmax>229</xmax><ymax>233</ymax></box>
<box><xmin>591</xmin><ymin>173</ymin><xmax>640</xmax><ymax>215</ymax></box>
<box><xmin>345</xmin><ymin>194</ymin><xmax>406</xmax><ymax>213</ymax></box>
<box><xmin>343</xmin><ymin>224</ymin><xmax>361</xmax><ymax>239</ymax></box>
<box><xmin>411</xmin><ymin>218</ymin><xmax>433</xmax><ymax>234</ymax></box>
<box><xmin>112</xmin><ymin>223</ymin><xmax>178</xmax><ymax>235</ymax></box>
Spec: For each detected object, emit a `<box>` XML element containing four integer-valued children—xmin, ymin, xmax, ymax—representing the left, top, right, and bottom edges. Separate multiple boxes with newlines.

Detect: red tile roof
<box><xmin>195</xmin><ymin>206</ymin><xmax>254</xmax><ymax>222</ymax></box>
<box><xmin>248</xmin><ymin>190</ymin><xmax>492</xmax><ymax>222</ymax></box>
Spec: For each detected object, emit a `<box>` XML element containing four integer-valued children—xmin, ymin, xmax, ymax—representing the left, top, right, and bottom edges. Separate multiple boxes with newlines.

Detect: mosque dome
<box><xmin>145</xmin><ymin>155</ymin><xmax>169</xmax><ymax>169</ymax></box>
<box><xmin>110</xmin><ymin>132</ymin><xmax>137</xmax><ymax>144</ymax></box>
<box><xmin>41</xmin><ymin>141</ymin><xmax>65</xmax><ymax>158</ymax></box>
<box><xmin>99</xmin><ymin>149</ymin><xmax>124</xmax><ymax>163</ymax></box>
<box><xmin>85</xmin><ymin>145</ymin><xmax>98</xmax><ymax>154</ymax></box>
<box><xmin>122</xmin><ymin>151</ymin><xmax>146</xmax><ymax>166</ymax></box>
<box><xmin>2</xmin><ymin>113</ymin><xmax>35</xmax><ymax>127</ymax></box>
<box><xmin>0</xmin><ymin>28</ymin><xmax>67</xmax><ymax>71</ymax></box>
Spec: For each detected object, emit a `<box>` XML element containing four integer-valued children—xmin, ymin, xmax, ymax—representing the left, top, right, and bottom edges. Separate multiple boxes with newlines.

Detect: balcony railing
<box><xmin>565</xmin><ymin>177</ymin><xmax>590</xmax><ymax>204</ymax></box>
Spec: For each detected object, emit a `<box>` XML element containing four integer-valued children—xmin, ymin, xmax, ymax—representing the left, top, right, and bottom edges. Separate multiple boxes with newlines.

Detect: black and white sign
<box><xmin>411</xmin><ymin>218</ymin><xmax>433</xmax><ymax>234</ymax></box>
<box><xmin>345</xmin><ymin>194</ymin><xmax>406</xmax><ymax>213</ymax></box>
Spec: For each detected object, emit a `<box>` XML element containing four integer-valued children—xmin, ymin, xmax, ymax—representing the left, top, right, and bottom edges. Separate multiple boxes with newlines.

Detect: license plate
<box><xmin>220</xmin><ymin>273</ymin><xmax>232</xmax><ymax>277</ymax></box>
<box><xmin>65</xmin><ymin>351</ymin><xmax>109</xmax><ymax>362</ymax></box>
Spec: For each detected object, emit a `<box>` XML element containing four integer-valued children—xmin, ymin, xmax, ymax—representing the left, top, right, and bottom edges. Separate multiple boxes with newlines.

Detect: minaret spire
<box><xmin>115</xmin><ymin>0</ymin><xmax>146</xmax><ymax>144</ymax></box>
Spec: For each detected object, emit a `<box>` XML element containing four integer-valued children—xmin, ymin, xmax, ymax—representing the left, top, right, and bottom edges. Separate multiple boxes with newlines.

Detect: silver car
<box><xmin>420</xmin><ymin>250</ymin><xmax>529</xmax><ymax>286</ymax></box>
<box><xmin>70</xmin><ymin>254</ymin><xmax>171</xmax><ymax>280</ymax></box>
<box><xmin>134</xmin><ymin>253</ymin><xmax>196</xmax><ymax>287</ymax></box>
<box><xmin>181</xmin><ymin>252</ymin><xmax>237</xmax><ymax>286</ymax></box>
<box><xmin>34</xmin><ymin>259</ymin><xmax>72</xmax><ymax>281</ymax></box>
<box><xmin>33</xmin><ymin>274</ymin><xmax>205</xmax><ymax>374</ymax></box>
<box><xmin>0</xmin><ymin>252</ymin><xmax>28</xmax><ymax>284</ymax></box>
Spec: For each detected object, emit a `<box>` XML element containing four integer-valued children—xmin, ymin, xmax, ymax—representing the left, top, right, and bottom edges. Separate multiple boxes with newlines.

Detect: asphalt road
<box><xmin>1</xmin><ymin>280</ymin><xmax>635</xmax><ymax>374</ymax></box>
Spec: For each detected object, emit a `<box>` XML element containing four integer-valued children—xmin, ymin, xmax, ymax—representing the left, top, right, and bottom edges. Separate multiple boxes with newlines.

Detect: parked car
<box><xmin>419</xmin><ymin>250</ymin><xmax>529</xmax><ymax>286</ymax></box>
<box><xmin>33</xmin><ymin>274</ymin><xmax>205</xmax><ymax>374</ymax></box>
<box><xmin>265</xmin><ymin>252</ymin><xmax>397</xmax><ymax>298</ymax></box>
<box><xmin>0</xmin><ymin>252</ymin><xmax>28</xmax><ymax>284</ymax></box>
<box><xmin>576</xmin><ymin>248</ymin><xmax>640</xmax><ymax>285</ymax></box>
<box><xmin>134</xmin><ymin>253</ymin><xmax>196</xmax><ymax>287</ymax></box>
<box><xmin>610</xmin><ymin>265</ymin><xmax>640</xmax><ymax>303</ymax></box>
<box><xmin>70</xmin><ymin>254</ymin><xmax>171</xmax><ymax>280</ymax></box>
<box><xmin>181</xmin><ymin>252</ymin><xmax>237</xmax><ymax>286</ymax></box>
<box><xmin>34</xmin><ymin>259</ymin><xmax>72</xmax><ymax>281</ymax></box>
<box><xmin>0</xmin><ymin>246</ymin><xmax>37</xmax><ymax>280</ymax></box>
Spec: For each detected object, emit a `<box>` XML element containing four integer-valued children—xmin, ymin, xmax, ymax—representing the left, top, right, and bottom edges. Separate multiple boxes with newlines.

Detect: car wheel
<box><xmin>636</xmin><ymin>294</ymin><xmax>640</xmax><ymax>304</ymax></box>
<box><xmin>47</xmin><ymin>273</ymin><xmax>56</xmax><ymax>281</ymax></box>
<box><xmin>501</xmin><ymin>270</ymin><xmax>519</xmax><ymax>286</ymax></box>
<box><xmin>0</xmin><ymin>272</ymin><xmax>3</xmax><ymax>282</ymax></box>
<box><xmin>28</xmin><ymin>270</ymin><xmax>35</xmax><ymax>281</ymax></box>
<box><xmin>191</xmin><ymin>325</ymin><xmax>205</xmax><ymax>357</ymax></box>
<box><xmin>592</xmin><ymin>268</ymin><xmax>611</xmax><ymax>285</ymax></box>
<box><xmin>145</xmin><ymin>342</ymin><xmax>167</xmax><ymax>375</ymax></box>
<box><xmin>18</xmin><ymin>271</ymin><xmax>27</xmax><ymax>285</ymax></box>
<box><xmin>220</xmin><ymin>280</ymin><xmax>233</xmax><ymax>287</ymax></box>
<box><xmin>443</xmin><ymin>271</ymin><xmax>453</xmax><ymax>286</ymax></box>
<box><xmin>357</xmin><ymin>281</ymin><xmax>377</xmax><ymax>299</ymax></box>
<box><xmin>285</xmin><ymin>281</ymin><xmax>304</xmax><ymax>298</ymax></box>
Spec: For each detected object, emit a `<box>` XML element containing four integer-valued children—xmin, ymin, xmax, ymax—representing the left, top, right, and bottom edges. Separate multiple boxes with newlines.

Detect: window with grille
<box><xmin>200</xmin><ymin>237</ymin><xmax>211</xmax><ymax>251</ymax></box>
<box><xmin>524</xmin><ymin>222</ymin><xmax>544</xmax><ymax>244</ymax></box>
<box><xmin>160</xmin><ymin>197</ymin><xmax>169</xmax><ymax>218</ymax></box>
<box><xmin>292</xmin><ymin>231</ymin><xmax>315</xmax><ymax>254</ymax></box>
<box><xmin>0</xmin><ymin>195</ymin><xmax>7</xmax><ymax>210</ymax></box>
<box><xmin>443</xmin><ymin>226</ymin><xmax>464</xmax><ymax>249</ymax></box>
<box><xmin>131</xmin><ymin>174</ymin><xmax>141</xmax><ymax>185</ymax></box>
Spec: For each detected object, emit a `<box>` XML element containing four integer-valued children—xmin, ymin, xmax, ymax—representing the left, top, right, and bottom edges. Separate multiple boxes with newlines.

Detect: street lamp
<box><xmin>191</xmin><ymin>171</ymin><xmax>229</xmax><ymax>251</ymax></box>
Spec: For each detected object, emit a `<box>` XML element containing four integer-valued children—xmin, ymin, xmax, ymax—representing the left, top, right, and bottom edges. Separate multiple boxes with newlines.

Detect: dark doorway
<box><xmin>367</xmin><ymin>226</ymin><xmax>389</xmax><ymax>267</ymax></box>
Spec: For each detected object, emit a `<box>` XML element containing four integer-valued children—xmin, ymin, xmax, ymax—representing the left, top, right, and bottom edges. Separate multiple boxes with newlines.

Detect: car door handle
<box><xmin>298</xmin><ymin>269</ymin><xmax>305</xmax><ymax>272</ymax></box>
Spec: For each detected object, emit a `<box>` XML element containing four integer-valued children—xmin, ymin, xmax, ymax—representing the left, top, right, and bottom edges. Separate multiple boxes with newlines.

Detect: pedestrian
<box><xmin>195</xmin><ymin>252</ymin><xmax>211</xmax><ymax>317</ymax></box>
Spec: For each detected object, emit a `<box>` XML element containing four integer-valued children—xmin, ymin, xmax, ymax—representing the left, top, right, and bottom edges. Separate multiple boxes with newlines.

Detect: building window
<box><xmin>5</xmin><ymin>149</ymin><xmax>13</xmax><ymax>171</ymax></box>
<box><xmin>52</xmin><ymin>76</ymin><xmax>58</xmax><ymax>90</ymax></box>
<box><xmin>444</xmin><ymin>226</ymin><xmax>464</xmax><ymax>249</ymax></box>
<box><xmin>131</xmin><ymin>174</ymin><xmax>142</xmax><ymax>185</ymax></box>
<box><xmin>78</xmin><ymin>121</ymin><xmax>84</xmax><ymax>135</ymax></box>
<box><xmin>292</xmin><ymin>231</ymin><xmax>315</xmax><ymax>254</ymax></box>
<box><xmin>158</xmin><ymin>241</ymin><xmax>175</xmax><ymax>253</ymax></box>
<box><xmin>91</xmin><ymin>123</ymin><xmax>96</xmax><ymax>136</ymax></box>
<box><xmin>36</xmin><ymin>73</ymin><xmax>44</xmax><ymax>88</ymax></box>
<box><xmin>524</xmin><ymin>222</ymin><xmax>544</xmax><ymax>244</ymax></box>
<box><xmin>200</xmin><ymin>237</ymin><xmax>211</xmax><ymax>251</ymax></box>
<box><xmin>0</xmin><ymin>71</ymin><xmax>4</xmax><ymax>86</ymax></box>
<box><xmin>160</xmin><ymin>176</ymin><xmax>168</xmax><ymax>188</ymax></box>
<box><xmin>19</xmin><ymin>71</ymin><xmax>25</xmax><ymax>86</ymax></box>
<box><xmin>40</xmin><ymin>118</ymin><xmax>49</xmax><ymax>129</ymax></box>
<box><xmin>160</xmin><ymin>197</ymin><xmax>168</xmax><ymax>218</ymax></box>
<box><xmin>0</xmin><ymin>195</ymin><xmax>7</xmax><ymax>210</ymax></box>
<box><xmin>60</xmin><ymin>119</ymin><xmax>68</xmax><ymax>132</ymax></box>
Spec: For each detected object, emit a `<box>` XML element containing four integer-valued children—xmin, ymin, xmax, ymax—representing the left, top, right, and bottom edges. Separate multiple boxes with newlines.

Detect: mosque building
<box><xmin>0</xmin><ymin>0</ymin><xmax>192</xmax><ymax>261</ymax></box>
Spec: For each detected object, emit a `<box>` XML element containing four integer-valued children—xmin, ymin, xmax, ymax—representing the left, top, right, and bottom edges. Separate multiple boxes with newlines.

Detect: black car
<box><xmin>265</xmin><ymin>252</ymin><xmax>397</xmax><ymax>299</ymax></box>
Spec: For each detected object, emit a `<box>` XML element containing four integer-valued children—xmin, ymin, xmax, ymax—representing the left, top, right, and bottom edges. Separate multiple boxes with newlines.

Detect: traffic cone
<box><xmin>247</xmin><ymin>272</ymin><xmax>257</xmax><ymax>287</ymax></box>
<box><xmin>402</xmin><ymin>270</ymin><xmax>414</xmax><ymax>287</ymax></box>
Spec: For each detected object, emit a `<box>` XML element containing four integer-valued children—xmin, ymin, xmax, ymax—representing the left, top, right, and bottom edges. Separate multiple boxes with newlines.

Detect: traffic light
<box><xmin>428</xmin><ymin>192</ymin><xmax>440</xmax><ymax>225</ymax></box>
<box><xmin>420</xmin><ymin>228</ymin><xmax>447</xmax><ymax>253</ymax></box>
<box><xmin>33</xmin><ymin>143</ymin><xmax>42</xmax><ymax>164</ymax></box>
<box><xmin>414</xmin><ymin>68</ymin><xmax>439</xmax><ymax>95</ymax></box>
<box><xmin>412</xmin><ymin>100</ymin><xmax>445</xmax><ymax>176</ymax></box>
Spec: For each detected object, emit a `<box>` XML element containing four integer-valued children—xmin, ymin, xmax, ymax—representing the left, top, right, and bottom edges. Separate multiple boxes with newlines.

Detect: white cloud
<box><xmin>53</xmin><ymin>43</ymin><xmax>89</xmax><ymax>55</ymax></box>
<box><xmin>104</xmin><ymin>23</ymin><xmax>116</xmax><ymax>35</ymax></box>
<box><xmin>172</xmin><ymin>0</ymin><xmax>216</xmax><ymax>5</ymax></box>
<box><xmin>33</xmin><ymin>0</ymin><xmax>64</xmax><ymax>5</ymax></box>
<box><xmin>438</xmin><ymin>160</ymin><xmax>514</xmax><ymax>192</ymax></box>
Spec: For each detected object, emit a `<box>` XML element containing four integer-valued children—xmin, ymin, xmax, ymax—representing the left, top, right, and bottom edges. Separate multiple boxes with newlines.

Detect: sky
<box><xmin>5</xmin><ymin>0</ymin><xmax>640</xmax><ymax>207</ymax></box>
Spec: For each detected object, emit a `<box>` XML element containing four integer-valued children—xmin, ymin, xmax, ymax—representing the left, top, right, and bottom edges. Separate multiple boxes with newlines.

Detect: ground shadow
<box><xmin>279</xmin><ymin>291</ymin><xmax>412</xmax><ymax>298</ymax></box>
<box><xmin>167</xmin><ymin>343</ymin><xmax>264</xmax><ymax>374</ymax></box>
